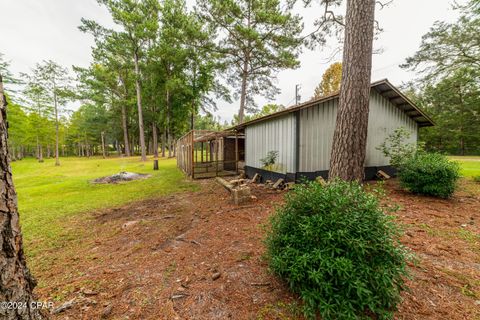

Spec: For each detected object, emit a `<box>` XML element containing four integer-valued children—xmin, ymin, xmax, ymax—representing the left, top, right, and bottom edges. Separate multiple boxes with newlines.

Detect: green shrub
<box><xmin>261</xmin><ymin>150</ymin><xmax>284</xmax><ymax>172</ymax></box>
<box><xmin>376</xmin><ymin>127</ymin><xmax>421</xmax><ymax>168</ymax></box>
<box><xmin>266</xmin><ymin>180</ymin><xmax>410</xmax><ymax>320</ymax></box>
<box><xmin>398</xmin><ymin>153</ymin><xmax>460</xmax><ymax>198</ymax></box>
<box><xmin>473</xmin><ymin>175</ymin><xmax>480</xmax><ymax>183</ymax></box>
<box><xmin>260</xmin><ymin>150</ymin><xmax>279</xmax><ymax>167</ymax></box>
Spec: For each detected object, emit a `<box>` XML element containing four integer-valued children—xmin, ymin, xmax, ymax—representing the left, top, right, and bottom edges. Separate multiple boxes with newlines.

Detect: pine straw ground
<box><xmin>32</xmin><ymin>179</ymin><xmax>480</xmax><ymax>320</ymax></box>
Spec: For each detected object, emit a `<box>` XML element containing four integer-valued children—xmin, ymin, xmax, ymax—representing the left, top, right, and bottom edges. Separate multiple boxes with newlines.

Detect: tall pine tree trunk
<box><xmin>191</xmin><ymin>110</ymin><xmax>194</xmax><ymax>130</ymax></box>
<box><xmin>166</xmin><ymin>88</ymin><xmax>172</xmax><ymax>158</ymax></box>
<box><xmin>38</xmin><ymin>144</ymin><xmax>43</xmax><ymax>163</ymax></box>
<box><xmin>238</xmin><ymin>62</ymin><xmax>249</xmax><ymax>124</ymax></box>
<box><xmin>101</xmin><ymin>132</ymin><xmax>106</xmax><ymax>159</ymax></box>
<box><xmin>167</xmin><ymin>136</ymin><xmax>172</xmax><ymax>158</ymax></box>
<box><xmin>85</xmin><ymin>135</ymin><xmax>90</xmax><ymax>157</ymax></box>
<box><xmin>35</xmin><ymin>136</ymin><xmax>39</xmax><ymax>160</ymax></box>
<box><xmin>0</xmin><ymin>75</ymin><xmax>45</xmax><ymax>320</ymax></box>
<box><xmin>120</xmin><ymin>75</ymin><xmax>131</xmax><ymax>157</ymax></box>
<box><xmin>53</xmin><ymin>91</ymin><xmax>60</xmax><ymax>166</ymax></box>
<box><xmin>130</xmin><ymin>134</ymin><xmax>134</xmax><ymax>156</ymax></box>
<box><xmin>173</xmin><ymin>137</ymin><xmax>176</xmax><ymax>157</ymax></box>
<box><xmin>161</xmin><ymin>130</ymin><xmax>166</xmax><ymax>158</ymax></box>
<box><xmin>191</xmin><ymin>65</ymin><xmax>197</xmax><ymax>130</ymax></box>
<box><xmin>121</xmin><ymin>105</ymin><xmax>131</xmax><ymax>157</ymax></box>
<box><xmin>328</xmin><ymin>0</ymin><xmax>375</xmax><ymax>181</ymax></box>
<box><xmin>116</xmin><ymin>141</ymin><xmax>121</xmax><ymax>157</ymax></box>
<box><xmin>460</xmin><ymin>136</ymin><xmax>465</xmax><ymax>156</ymax></box>
<box><xmin>238</xmin><ymin>5</ymin><xmax>251</xmax><ymax>125</ymax></box>
<box><xmin>147</xmin><ymin>137</ymin><xmax>152</xmax><ymax>154</ymax></box>
<box><xmin>152</xmin><ymin>123</ymin><xmax>158</xmax><ymax>158</ymax></box>
<box><xmin>133</xmin><ymin>50</ymin><xmax>147</xmax><ymax>161</ymax></box>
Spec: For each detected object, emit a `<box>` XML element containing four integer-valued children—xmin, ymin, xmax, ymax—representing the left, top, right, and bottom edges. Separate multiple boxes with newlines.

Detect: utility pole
<box><xmin>295</xmin><ymin>84</ymin><xmax>301</xmax><ymax>105</ymax></box>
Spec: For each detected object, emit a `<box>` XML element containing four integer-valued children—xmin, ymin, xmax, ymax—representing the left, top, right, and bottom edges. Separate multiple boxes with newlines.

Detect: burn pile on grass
<box><xmin>92</xmin><ymin>172</ymin><xmax>151</xmax><ymax>184</ymax></box>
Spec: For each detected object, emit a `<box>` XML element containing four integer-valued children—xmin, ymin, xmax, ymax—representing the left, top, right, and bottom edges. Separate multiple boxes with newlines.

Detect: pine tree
<box><xmin>0</xmin><ymin>74</ymin><xmax>45</xmax><ymax>320</ymax></box>
<box><xmin>329</xmin><ymin>0</ymin><xmax>376</xmax><ymax>181</ymax></box>
<box><xmin>197</xmin><ymin>0</ymin><xmax>303</xmax><ymax>123</ymax></box>
<box><xmin>97</xmin><ymin>0</ymin><xmax>160</xmax><ymax>161</ymax></box>
<box><xmin>402</xmin><ymin>0</ymin><xmax>480</xmax><ymax>82</ymax></box>
<box><xmin>32</xmin><ymin>61</ymin><xmax>72</xmax><ymax>166</ymax></box>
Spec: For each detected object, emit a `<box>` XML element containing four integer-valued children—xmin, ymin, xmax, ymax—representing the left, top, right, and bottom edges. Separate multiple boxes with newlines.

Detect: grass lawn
<box><xmin>449</xmin><ymin>156</ymin><xmax>480</xmax><ymax>178</ymax></box>
<box><xmin>12</xmin><ymin>156</ymin><xmax>196</xmax><ymax>257</ymax></box>
<box><xmin>11</xmin><ymin>155</ymin><xmax>479</xmax><ymax>259</ymax></box>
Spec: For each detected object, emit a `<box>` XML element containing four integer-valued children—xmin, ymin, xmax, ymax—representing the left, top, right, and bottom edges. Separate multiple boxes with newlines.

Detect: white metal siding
<box><xmin>245</xmin><ymin>91</ymin><xmax>419</xmax><ymax>173</ymax></box>
<box><xmin>365</xmin><ymin>90</ymin><xmax>418</xmax><ymax>166</ymax></box>
<box><xmin>297</xmin><ymin>91</ymin><xmax>418</xmax><ymax>171</ymax></box>
<box><xmin>298</xmin><ymin>99</ymin><xmax>338</xmax><ymax>172</ymax></box>
<box><xmin>245</xmin><ymin>114</ymin><xmax>296</xmax><ymax>173</ymax></box>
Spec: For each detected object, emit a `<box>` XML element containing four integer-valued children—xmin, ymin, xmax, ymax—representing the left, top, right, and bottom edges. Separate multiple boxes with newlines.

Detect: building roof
<box><xmin>231</xmin><ymin>79</ymin><xmax>434</xmax><ymax>130</ymax></box>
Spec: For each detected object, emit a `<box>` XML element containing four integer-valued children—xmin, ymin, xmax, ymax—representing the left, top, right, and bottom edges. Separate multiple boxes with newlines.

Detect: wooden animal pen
<box><xmin>176</xmin><ymin>130</ymin><xmax>245</xmax><ymax>179</ymax></box>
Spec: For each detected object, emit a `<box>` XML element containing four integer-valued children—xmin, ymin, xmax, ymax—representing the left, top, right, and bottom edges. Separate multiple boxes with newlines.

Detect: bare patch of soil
<box><xmin>32</xmin><ymin>179</ymin><xmax>480</xmax><ymax>319</ymax></box>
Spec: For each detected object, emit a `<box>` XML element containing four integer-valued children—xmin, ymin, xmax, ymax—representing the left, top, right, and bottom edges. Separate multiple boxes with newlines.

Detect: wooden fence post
<box><xmin>235</xmin><ymin>131</ymin><xmax>239</xmax><ymax>174</ymax></box>
<box><xmin>191</xmin><ymin>131</ymin><xmax>195</xmax><ymax>179</ymax></box>
<box><xmin>215</xmin><ymin>137</ymin><xmax>219</xmax><ymax>176</ymax></box>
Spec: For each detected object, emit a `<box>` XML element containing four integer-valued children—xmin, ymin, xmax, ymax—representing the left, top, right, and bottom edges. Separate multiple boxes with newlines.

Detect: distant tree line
<box><xmin>403</xmin><ymin>0</ymin><xmax>480</xmax><ymax>155</ymax></box>
<box><xmin>0</xmin><ymin>0</ymin><xmax>306</xmax><ymax>162</ymax></box>
<box><xmin>0</xmin><ymin>0</ymin><xmax>478</xmax><ymax>163</ymax></box>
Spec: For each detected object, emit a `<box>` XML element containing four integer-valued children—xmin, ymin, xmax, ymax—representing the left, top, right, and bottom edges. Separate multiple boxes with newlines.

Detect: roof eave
<box><xmin>229</xmin><ymin>79</ymin><xmax>435</xmax><ymax>130</ymax></box>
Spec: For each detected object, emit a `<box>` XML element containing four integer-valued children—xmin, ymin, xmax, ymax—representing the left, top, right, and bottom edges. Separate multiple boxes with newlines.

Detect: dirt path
<box><xmin>33</xmin><ymin>179</ymin><xmax>480</xmax><ymax>319</ymax></box>
<box><xmin>35</xmin><ymin>180</ymin><xmax>294</xmax><ymax>319</ymax></box>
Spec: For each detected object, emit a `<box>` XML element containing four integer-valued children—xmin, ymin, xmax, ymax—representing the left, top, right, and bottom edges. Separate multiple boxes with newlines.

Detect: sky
<box><xmin>0</xmin><ymin>0</ymin><xmax>465</xmax><ymax>123</ymax></box>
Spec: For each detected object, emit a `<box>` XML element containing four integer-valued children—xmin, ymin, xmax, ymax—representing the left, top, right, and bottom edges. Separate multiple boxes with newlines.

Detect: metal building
<box><xmin>231</xmin><ymin>79</ymin><xmax>434</xmax><ymax>181</ymax></box>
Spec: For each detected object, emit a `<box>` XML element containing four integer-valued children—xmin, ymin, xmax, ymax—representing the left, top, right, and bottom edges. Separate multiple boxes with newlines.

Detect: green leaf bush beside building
<box><xmin>266</xmin><ymin>180</ymin><xmax>410</xmax><ymax>319</ymax></box>
<box><xmin>398</xmin><ymin>153</ymin><xmax>460</xmax><ymax>198</ymax></box>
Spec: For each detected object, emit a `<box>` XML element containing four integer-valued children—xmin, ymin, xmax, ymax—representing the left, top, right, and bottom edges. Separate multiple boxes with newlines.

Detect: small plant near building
<box><xmin>260</xmin><ymin>150</ymin><xmax>283</xmax><ymax>172</ymax></box>
<box><xmin>398</xmin><ymin>153</ymin><xmax>460</xmax><ymax>198</ymax></box>
<box><xmin>265</xmin><ymin>179</ymin><xmax>410</xmax><ymax>320</ymax></box>
<box><xmin>377</xmin><ymin>127</ymin><xmax>420</xmax><ymax>168</ymax></box>
<box><xmin>260</xmin><ymin>150</ymin><xmax>279</xmax><ymax>167</ymax></box>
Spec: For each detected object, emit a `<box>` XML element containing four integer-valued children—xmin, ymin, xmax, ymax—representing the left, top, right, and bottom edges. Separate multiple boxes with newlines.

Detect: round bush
<box><xmin>398</xmin><ymin>153</ymin><xmax>460</xmax><ymax>198</ymax></box>
<box><xmin>266</xmin><ymin>180</ymin><xmax>409</xmax><ymax>320</ymax></box>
